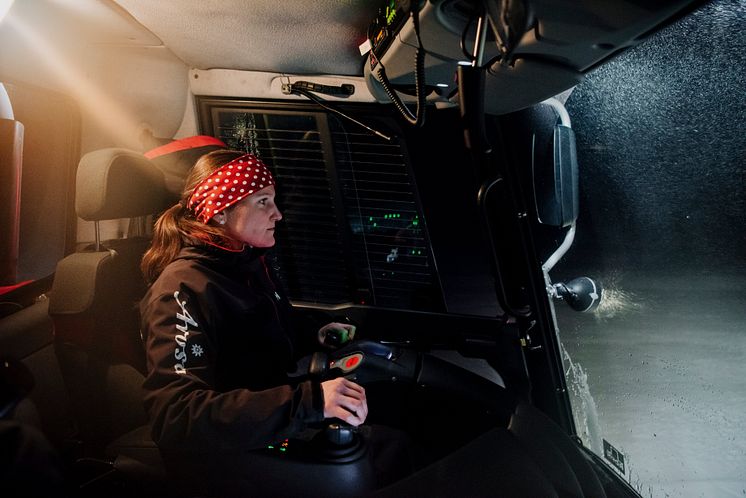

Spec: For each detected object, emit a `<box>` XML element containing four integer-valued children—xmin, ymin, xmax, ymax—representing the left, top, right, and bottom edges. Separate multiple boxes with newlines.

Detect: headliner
<box><xmin>112</xmin><ymin>0</ymin><xmax>380</xmax><ymax>76</ymax></box>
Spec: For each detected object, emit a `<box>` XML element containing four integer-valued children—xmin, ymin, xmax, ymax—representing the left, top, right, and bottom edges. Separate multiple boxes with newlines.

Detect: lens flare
<box><xmin>5</xmin><ymin>14</ymin><xmax>144</xmax><ymax>150</ymax></box>
<box><xmin>0</xmin><ymin>0</ymin><xmax>14</xmax><ymax>22</ymax></box>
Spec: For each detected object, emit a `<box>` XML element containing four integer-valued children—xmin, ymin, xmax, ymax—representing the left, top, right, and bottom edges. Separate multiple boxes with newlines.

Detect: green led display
<box><xmin>385</xmin><ymin>0</ymin><xmax>397</xmax><ymax>25</ymax></box>
<box><xmin>366</xmin><ymin>213</ymin><xmax>420</xmax><ymax>230</ymax></box>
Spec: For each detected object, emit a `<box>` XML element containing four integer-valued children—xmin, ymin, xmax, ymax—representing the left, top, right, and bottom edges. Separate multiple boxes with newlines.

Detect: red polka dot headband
<box><xmin>187</xmin><ymin>153</ymin><xmax>275</xmax><ymax>223</ymax></box>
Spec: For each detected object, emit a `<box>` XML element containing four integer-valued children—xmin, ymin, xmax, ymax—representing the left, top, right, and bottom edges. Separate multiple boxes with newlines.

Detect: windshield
<box><xmin>553</xmin><ymin>0</ymin><xmax>746</xmax><ymax>496</ymax></box>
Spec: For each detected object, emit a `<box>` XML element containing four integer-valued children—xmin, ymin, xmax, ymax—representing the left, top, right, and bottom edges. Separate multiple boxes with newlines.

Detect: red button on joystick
<box><xmin>345</xmin><ymin>355</ymin><xmax>360</xmax><ymax>369</ymax></box>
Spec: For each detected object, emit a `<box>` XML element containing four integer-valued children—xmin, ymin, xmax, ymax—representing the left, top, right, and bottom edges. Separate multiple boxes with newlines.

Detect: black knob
<box><xmin>325</xmin><ymin>423</ymin><xmax>355</xmax><ymax>446</ymax></box>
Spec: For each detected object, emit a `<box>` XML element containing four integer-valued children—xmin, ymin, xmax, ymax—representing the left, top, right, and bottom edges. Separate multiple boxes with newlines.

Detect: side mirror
<box><xmin>533</xmin><ymin>123</ymin><xmax>579</xmax><ymax>228</ymax></box>
<box><xmin>534</xmin><ymin>98</ymin><xmax>596</xmax><ymax>313</ymax></box>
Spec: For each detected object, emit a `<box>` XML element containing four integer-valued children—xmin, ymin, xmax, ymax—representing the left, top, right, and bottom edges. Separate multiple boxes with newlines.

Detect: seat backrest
<box><xmin>48</xmin><ymin>148</ymin><xmax>169</xmax><ymax>453</ymax></box>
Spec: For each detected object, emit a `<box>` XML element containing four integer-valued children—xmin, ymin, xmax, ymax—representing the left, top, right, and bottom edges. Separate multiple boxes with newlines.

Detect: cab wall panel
<box><xmin>1</xmin><ymin>12</ymin><xmax>190</xmax><ymax>250</ymax></box>
<box><xmin>78</xmin><ymin>45</ymin><xmax>189</xmax><ymax>153</ymax></box>
<box><xmin>0</xmin><ymin>1</ymin><xmax>189</xmax><ymax>152</ymax></box>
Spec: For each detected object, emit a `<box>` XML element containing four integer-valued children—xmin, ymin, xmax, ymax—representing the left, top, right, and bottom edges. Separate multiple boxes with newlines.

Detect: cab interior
<box><xmin>0</xmin><ymin>0</ymin><xmax>712</xmax><ymax>496</ymax></box>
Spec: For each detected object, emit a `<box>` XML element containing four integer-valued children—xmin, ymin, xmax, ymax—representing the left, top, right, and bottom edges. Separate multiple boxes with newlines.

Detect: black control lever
<box><xmin>310</xmin><ymin>340</ymin><xmax>417</xmax><ymax>385</ymax></box>
<box><xmin>325</xmin><ymin>422</ymin><xmax>357</xmax><ymax>446</ymax></box>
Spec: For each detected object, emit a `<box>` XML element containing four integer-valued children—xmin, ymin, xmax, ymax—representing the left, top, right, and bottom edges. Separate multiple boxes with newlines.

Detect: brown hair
<box><xmin>141</xmin><ymin>149</ymin><xmax>246</xmax><ymax>284</ymax></box>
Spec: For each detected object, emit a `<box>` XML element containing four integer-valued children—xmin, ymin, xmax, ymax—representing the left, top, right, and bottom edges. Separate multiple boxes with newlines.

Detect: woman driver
<box><xmin>140</xmin><ymin>150</ymin><xmax>367</xmax><ymax>458</ymax></box>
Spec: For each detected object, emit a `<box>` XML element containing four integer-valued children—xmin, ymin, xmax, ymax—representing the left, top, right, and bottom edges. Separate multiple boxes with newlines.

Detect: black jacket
<box><xmin>140</xmin><ymin>244</ymin><xmax>324</xmax><ymax>452</ymax></box>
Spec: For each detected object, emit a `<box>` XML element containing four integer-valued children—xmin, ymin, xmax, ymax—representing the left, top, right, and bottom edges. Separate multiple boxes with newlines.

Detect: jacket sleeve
<box><xmin>141</xmin><ymin>283</ymin><xmax>325</xmax><ymax>452</ymax></box>
<box><xmin>263</xmin><ymin>255</ymin><xmax>321</xmax><ymax>359</ymax></box>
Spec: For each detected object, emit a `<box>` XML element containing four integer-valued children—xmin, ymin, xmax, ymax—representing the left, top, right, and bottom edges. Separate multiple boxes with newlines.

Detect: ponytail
<box><xmin>141</xmin><ymin>149</ymin><xmax>247</xmax><ymax>284</ymax></box>
<box><xmin>141</xmin><ymin>204</ymin><xmax>183</xmax><ymax>285</ymax></box>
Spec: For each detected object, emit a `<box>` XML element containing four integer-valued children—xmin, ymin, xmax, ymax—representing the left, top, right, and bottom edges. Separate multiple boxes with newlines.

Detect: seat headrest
<box><xmin>143</xmin><ymin>135</ymin><xmax>226</xmax><ymax>201</ymax></box>
<box><xmin>76</xmin><ymin>148</ymin><xmax>170</xmax><ymax>221</ymax></box>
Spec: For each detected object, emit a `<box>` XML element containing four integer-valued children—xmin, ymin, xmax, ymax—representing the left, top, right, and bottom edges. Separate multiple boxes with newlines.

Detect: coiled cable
<box><xmin>373</xmin><ymin>7</ymin><xmax>426</xmax><ymax>127</ymax></box>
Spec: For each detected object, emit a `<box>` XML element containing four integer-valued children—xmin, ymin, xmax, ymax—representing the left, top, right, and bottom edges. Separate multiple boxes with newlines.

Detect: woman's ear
<box><xmin>215</xmin><ymin>212</ymin><xmax>227</xmax><ymax>225</ymax></box>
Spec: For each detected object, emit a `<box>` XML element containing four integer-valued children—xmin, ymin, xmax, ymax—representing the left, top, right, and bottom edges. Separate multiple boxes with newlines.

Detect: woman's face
<box><xmin>223</xmin><ymin>185</ymin><xmax>283</xmax><ymax>248</ymax></box>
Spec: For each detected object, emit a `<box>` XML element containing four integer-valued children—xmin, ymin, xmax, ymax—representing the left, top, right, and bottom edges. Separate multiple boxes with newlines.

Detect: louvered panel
<box><xmin>275</xmin><ymin>178</ymin><xmax>330</xmax><ymax>190</ymax></box>
<box><xmin>269</xmin><ymin>152</ymin><xmax>324</xmax><ymax>161</ymax></box>
<box><xmin>343</xmin><ymin>184</ymin><xmax>415</xmax><ymax>195</ymax></box>
<box><xmin>214</xmin><ymin>111</ymin><xmax>347</xmax><ymax>303</ymax></box>
<box><xmin>293</xmin><ymin>277</ymin><xmax>348</xmax><ymax>288</ymax></box>
<box><xmin>290</xmin><ymin>267</ymin><xmax>346</xmax><ymax>278</ymax></box>
<box><xmin>330</xmin><ymin>118</ymin><xmax>441</xmax><ymax>310</ymax></box>
<box><xmin>256</xmin><ymin>136</ymin><xmax>321</xmax><ymax>143</ymax></box>
<box><xmin>279</xmin><ymin>235</ymin><xmax>341</xmax><ymax>248</ymax></box>
<box><xmin>278</xmin><ymin>241</ymin><xmax>344</xmax><ymax>256</ymax></box>
<box><xmin>206</xmin><ymin>104</ymin><xmax>443</xmax><ymax>310</ymax></box>
<box><xmin>365</xmin><ymin>258</ymin><xmax>431</xmax><ymax>271</ymax></box>
<box><xmin>284</xmin><ymin>221</ymin><xmax>337</xmax><ymax>231</ymax></box>
<box><xmin>278</xmin><ymin>254</ymin><xmax>344</xmax><ymax>270</ymax></box>
<box><xmin>339</xmin><ymin>163</ymin><xmax>407</xmax><ymax>175</ymax></box>
<box><xmin>347</xmin><ymin>203</ymin><xmax>417</xmax><ymax>215</ymax></box>
<box><xmin>275</xmin><ymin>165</ymin><xmax>328</xmax><ymax>175</ymax></box>
<box><xmin>279</xmin><ymin>261</ymin><xmax>344</xmax><ymax>273</ymax></box>
<box><xmin>281</xmin><ymin>260</ymin><xmax>344</xmax><ymax>272</ymax></box>
<box><xmin>356</xmin><ymin>232</ymin><xmax>424</xmax><ymax>243</ymax></box>
<box><xmin>285</xmin><ymin>265</ymin><xmax>346</xmax><ymax>278</ymax></box>
<box><xmin>279</xmin><ymin>195</ymin><xmax>336</xmax><ymax>204</ymax></box>
<box><xmin>357</xmin><ymin>241</ymin><xmax>429</xmax><ymax>250</ymax></box>
<box><xmin>280</xmin><ymin>199</ymin><xmax>333</xmax><ymax>211</ymax></box>
<box><xmin>338</xmin><ymin>171</ymin><xmax>409</xmax><ymax>183</ymax></box>
<box><xmin>283</xmin><ymin>229</ymin><xmax>339</xmax><ymax>238</ymax></box>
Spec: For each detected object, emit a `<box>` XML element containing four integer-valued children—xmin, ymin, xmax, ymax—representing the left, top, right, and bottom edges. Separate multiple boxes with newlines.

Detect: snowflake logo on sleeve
<box><xmin>191</xmin><ymin>344</ymin><xmax>204</xmax><ymax>357</ymax></box>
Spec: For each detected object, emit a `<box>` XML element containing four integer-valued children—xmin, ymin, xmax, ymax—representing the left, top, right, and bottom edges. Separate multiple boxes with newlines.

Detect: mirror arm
<box><xmin>542</xmin><ymin>223</ymin><xmax>575</xmax><ymax>273</ymax></box>
<box><xmin>541</xmin><ymin>97</ymin><xmax>571</xmax><ymax>127</ymax></box>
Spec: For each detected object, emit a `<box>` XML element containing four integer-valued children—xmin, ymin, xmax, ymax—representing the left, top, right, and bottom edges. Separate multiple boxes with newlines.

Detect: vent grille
<box><xmin>208</xmin><ymin>105</ymin><xmax>442</xmax><ymax>311</ymax></box>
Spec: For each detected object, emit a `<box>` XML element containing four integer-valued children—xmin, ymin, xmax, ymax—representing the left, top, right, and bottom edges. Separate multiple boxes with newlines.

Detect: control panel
<box><xmin>368</xmin><ymin>0</ymin><xmax>414</xmax><ymax>71</ymax></box>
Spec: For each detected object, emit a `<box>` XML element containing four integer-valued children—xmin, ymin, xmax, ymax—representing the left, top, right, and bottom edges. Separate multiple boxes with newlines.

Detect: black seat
<box><xmin>47</xmin><ymin>148</ymin><xmax>170</xmax><ymax>480</ymax></box>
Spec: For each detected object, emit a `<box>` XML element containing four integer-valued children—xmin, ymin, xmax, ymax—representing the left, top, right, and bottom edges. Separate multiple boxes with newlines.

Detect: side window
<box><xmin>198</xmin><ymin>100</ymin><xmax>444</xmax><ymax>311</ymax></box>
<box><xmin>0</xmin><ymin>82</ymin><xmax>79</xmax><ymax>301</ymax></box>
<box><xmin>553</xmin><ymin>1</ymin><xmax>746</xmax><ymax>496</ymax></box>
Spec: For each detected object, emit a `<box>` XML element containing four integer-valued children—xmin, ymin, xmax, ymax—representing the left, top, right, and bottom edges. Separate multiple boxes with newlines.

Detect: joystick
<box><xmin>325</xmin><ymin>422</ymin><xmax>356</xmax><ymax>446</ymax></box>
<box><xmin>314</xmin><ymin>422</ymin><xmax>365</xmax><ymax>463</ymax></box>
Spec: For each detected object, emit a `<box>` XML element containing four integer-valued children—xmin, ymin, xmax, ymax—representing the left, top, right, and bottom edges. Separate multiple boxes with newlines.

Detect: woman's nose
<box><xmin>273</xmin><ymin>206</ymin><xmax>283</xmax><ymax>221</ymax></box>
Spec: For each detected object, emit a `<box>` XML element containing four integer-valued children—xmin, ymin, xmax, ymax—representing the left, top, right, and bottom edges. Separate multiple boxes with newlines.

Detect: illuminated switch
<box><xmin>338</xmin><ymin>353</ymin><xmax>363</xmax><ymax>372</ymax></box>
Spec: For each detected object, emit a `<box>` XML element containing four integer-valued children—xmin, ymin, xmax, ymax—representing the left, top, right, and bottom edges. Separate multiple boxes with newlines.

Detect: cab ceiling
<box><xmin>112</xmin><ymin>0</ymin><xmax>379</xmax><ymax>76</ymax></box>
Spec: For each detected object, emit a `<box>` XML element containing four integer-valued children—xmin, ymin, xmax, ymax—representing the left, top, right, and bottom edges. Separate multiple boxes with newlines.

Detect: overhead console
<box><xmin>364</xmin><ymin>0</ymin><xmax>702</xmax><ymax>115</ymax></box>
